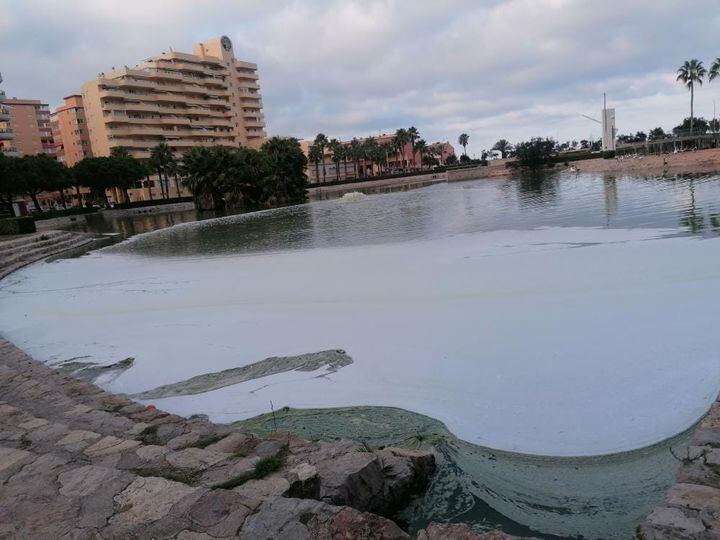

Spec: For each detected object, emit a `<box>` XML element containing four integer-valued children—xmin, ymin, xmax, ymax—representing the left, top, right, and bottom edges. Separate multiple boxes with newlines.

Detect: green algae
<box><xmin>229</xmin><ymin>404</ymin><xmax>694</xmax><ymax>539</ymax></box>
<box><xmin>132</xmin><ymin>349</ymin><xmax>352</xmax><ymax>400</ymax></box>
<box><xmin>233</xmin><ymin>405</ymin><xmax>449</xmax><ymax>450</ymax></box>
<box><xmin>55</xmin><ymin>357</ymin><xmax>134</xmax><ymax>382</ymax></box>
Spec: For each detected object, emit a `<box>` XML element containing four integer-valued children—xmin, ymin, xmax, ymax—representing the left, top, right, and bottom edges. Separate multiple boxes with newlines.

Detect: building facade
<box><xmin>81</xmin><ymin>35</ymin><xmax>266</xmax><ymax>161</ymax></box>
<box><xmin>0</xmin><ymin>97</ymin><xmax>54</xmax><ymax>157</ymax></box>
<box><xmin>50</xmin><ymin>95</ymin><xmax>93</xmax><ymax>166</ymax></box>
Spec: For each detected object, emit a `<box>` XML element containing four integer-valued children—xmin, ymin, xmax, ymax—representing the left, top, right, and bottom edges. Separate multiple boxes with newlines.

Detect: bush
<box><xmin>602</xmin><ymin>151</ymin><xmax>616</xmax><ymax>159</ymax></box>
<box><xmin>0</xmin><ymin>216</ymin><xmax>36</xmax><ymax>235</ymax></box>
<box><xmin>33</xmin><ymin>207</ymin><xmax>98</xmax><ymax>221</ymax></box>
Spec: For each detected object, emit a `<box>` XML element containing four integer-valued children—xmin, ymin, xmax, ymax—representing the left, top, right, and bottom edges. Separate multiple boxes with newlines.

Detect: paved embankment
<box><xmin>0</xmin><ymin>338</ymin><xmax>524</xmax><ymax>539</ymax></box>
<box><xmin>636</xmin><ymin>397</ymin><xmax>720</xmax><ymax>538</ymax></box>
<box><xmin>0</xmin><ymin>230</ymin><xmax>99</xmax><ymax>280</ymax></box>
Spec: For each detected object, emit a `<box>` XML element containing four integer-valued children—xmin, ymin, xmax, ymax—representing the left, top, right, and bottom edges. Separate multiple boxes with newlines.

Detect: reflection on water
<box><xmin>95</xmin><ymin>171</ymin><xmax>720</xmax><ymax>258</ymax></box>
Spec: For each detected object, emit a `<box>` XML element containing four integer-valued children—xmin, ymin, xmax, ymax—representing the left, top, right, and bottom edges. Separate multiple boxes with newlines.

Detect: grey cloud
<box><xmin>1</xmin><ymin>0</ymin><xmax>718</xmax><ymax>154</ymax></box>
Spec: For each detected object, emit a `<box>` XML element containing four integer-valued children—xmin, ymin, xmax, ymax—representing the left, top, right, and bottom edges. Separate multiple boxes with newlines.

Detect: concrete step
<box><xmin>0</xmin><ymin>235</ymin><xmax>92</xmax><ymax>268</ymax></box>
<box><xmin>0</xmin><ymin>230</ymin><xmax>68</xmax><ymax>251</ymax></box>
<box><xmin>1</xmin><ymin>231</ymin><xmax>76</xmax><ymax>259</ymax></box>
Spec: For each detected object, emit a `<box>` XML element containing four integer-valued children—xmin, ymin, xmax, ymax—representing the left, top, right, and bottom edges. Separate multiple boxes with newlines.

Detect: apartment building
<box><xmin>0</xmin><ymin>97</ymin><xmax>54</xmax><ymax>157</ymax></box>
<box><xmin>50</xmin><ymin>95</ymin><xmax>93</xmax><ymax>166</ymax></box>
<box><xmin>0</xmin><ymin>73</ymin><xmax>14</xmax><ymax>158</ymax></box>
<box><xmin>81</xmin><ymin>35</ymin><xmax>266</xmax><ymax>161</ymax></box>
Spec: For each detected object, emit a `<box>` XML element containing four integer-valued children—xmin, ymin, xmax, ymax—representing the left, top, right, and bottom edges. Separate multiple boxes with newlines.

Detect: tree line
<box><xmin>307</xmin><ymin>127</ymin><xmax>457</xmax><ymax>182</ymax></box>
<box><xmin>0</xmin><ymin>138</ymin><xmax>308</xmax><ymax>214</ymax></box>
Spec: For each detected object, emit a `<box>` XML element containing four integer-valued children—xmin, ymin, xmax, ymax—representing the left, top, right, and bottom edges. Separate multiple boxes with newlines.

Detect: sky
<box><xmin>1</xmin><ymin>0</ymin><xmax>719</xmax><ymax>156</ymax></box>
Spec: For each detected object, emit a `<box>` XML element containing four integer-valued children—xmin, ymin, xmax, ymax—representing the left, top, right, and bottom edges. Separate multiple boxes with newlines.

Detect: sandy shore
<box><xmin>571</xmin><ymin>147</ymin><xmax>720</xmax><ymax>176</ymax></box>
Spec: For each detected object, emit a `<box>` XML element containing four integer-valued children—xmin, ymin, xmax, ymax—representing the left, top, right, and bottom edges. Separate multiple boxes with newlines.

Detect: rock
<box><xmin>666</xmin><ymin>483</ymin><xmax>720</xmax><ymax>512</ymax></box>
<box><xmin>287</xmin><ymin>462</ymin><xmax>320</xmax><ymax>499</ymax></box>
<box><xmin>165</xmin><ymin>447</ymin><xmax>230</xmax><ymax>470</ymax></box>
<box><xmin>254</xmin><ymin>439</ymin><xmax>284</xmax><ymax>459</ymax></box>
<box><xmin>83</xmin><ymin>436</ymin><xmax>140</xmax><ymax>458</ymax></box>
<box><xmin>58</xmin><ymin>465</ymin><xmax>122</xmax><ymax>498</ymax></box>
<box><xmin>198</xmin><ymin>456</ymin><xmax>259</xmax><ymax>488</ymax></box>
<box><xmin>0</xmin><ymin>446</ymin><xmax>33</xmax><ymax>474</ymax></box>
<box><xmin>109</xmin><ymin>476</ymin><xmax>197</xmax><ymax>527</ymax></box>
<box><xmin>240</xmin><ymin>497</ymin><xmax>410</xmax><ymax>540</ymax></box>
<box><xmin>205</xmin><ymin>432</ymin><xmax>258</xmax><ymax>455</ymax></box>
<box><xmin>317</xmin><ymin>451</ymin><xmax>384</xmax><ymax>512</ymax></box>
<box><xmin>376</xmin><ymin>447</ymin><xmax>435</xmax><ymax>511</ymax></box>
<box><xmin>235</xmin><ymin>475</ymin><xmax>290</xmax><ymax>498</ymax></box>
<box><xmin>56</xmin><ymin>430</ymin><xmax>102</xmax><ymax>447</ymax></box>
<box><xmin>417</xmin><ymin>523</ymin><xmax>530</xmax><ymax>539</ymax></box>
<box><xmin>639</xmin><ymin>507</ymin><xmax>706</xmax><ymax>536</ymax></box>
<box><xmin>18</xmin><ymin>417</ymin><xmax>49</xmax><ymax>430</ymax></box>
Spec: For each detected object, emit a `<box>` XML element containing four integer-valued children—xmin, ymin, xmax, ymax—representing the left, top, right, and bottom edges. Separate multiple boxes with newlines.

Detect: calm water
<box><xmin>94</xmin><ymin>171</ymin><xmax>720</xmax><ymax>257</ymax></box>
<box><xmin>34</xmin><ymin>171</ymin><xmax>720</xmax><ymax>538</ymax></box>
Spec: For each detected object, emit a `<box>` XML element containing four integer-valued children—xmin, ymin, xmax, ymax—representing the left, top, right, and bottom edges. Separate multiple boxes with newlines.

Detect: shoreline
<box><xmin>2</xmin><ymin>183</ymin><xmax>720</xmax><ymax>538</ymax></box>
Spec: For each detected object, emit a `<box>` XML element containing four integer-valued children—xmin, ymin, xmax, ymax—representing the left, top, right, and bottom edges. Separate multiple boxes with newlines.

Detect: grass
<box><xmin>137</xmin><ymin>425</ymin><xmax>162</xmax><ymax>446</ymax></box>
<box><xmin>212</xmin><ymin>453</ymin><xmax>287</xmax><ymax>490</ymax></box>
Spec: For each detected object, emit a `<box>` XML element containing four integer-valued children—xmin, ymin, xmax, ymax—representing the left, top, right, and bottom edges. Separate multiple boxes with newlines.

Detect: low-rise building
<box><xmin>302</xmin><ymin>132</ymin><xmax>455</xmax><ymax>183</ymax></box>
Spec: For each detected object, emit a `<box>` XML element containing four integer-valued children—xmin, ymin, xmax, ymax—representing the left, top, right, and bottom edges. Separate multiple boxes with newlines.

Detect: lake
<box><xmin>1</xmin><ymin>171</ymin><xmax>719</xmax><ymax>537</ymax></box>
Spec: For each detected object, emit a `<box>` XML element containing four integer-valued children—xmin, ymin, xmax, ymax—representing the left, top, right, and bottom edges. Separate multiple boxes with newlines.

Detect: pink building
<box><xmin>303</xmin><ymin>132</ymin><xmax>455</xmax><ymax>184</ymax></box>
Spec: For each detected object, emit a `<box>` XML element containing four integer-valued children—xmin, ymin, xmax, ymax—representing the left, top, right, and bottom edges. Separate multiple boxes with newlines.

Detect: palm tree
<box><xmin>710</xmin><ymin>58</ymin><xmax>720</xmax><ymax>82</ymax></box>
<box><xmin>313</xmin><ymin>133</ymin><xmax>329</xmax><ymax>182</ymax></box>
<box><xmin>407</xmin><ymin>126</ymin><xmax>420</xmax><ymax>168</ymax></box>
<box><xmin>362</xmin><ymin>137</ymin><xmax>379</xmax><ymax>176</ymax></box>
<box><xmin>308</xmin><ymin>144</ymin><xmax>322</xmax><ymax>183</ymax></box>
<box><xmin>328</xmin><ymin>138</ymin><xmax>344</xmax><ymax>181</ymax></box>
<box><xmin>150</xmin><ymin>143</ymin><xmax>175</xmax><ymax>199</ymax></box>
<box><xmin>458</xmin><ymin>133</ymin><xmax>469</xmax><ymax>156</ymax></box>
<box><xmin>414</xmin><ymin>139</ymin><xmax>428</xmax><ymax>168</ymax></box>
<box><xmin>492</xmin><ymin>139</ymin><xmax>513</xmax><ymax>159</ymax></box>
<box><xmin>349</xmin><ymin>138</ymin><xmax>362</xmax><ymax>178</ymax></box>
<box><xmin>677</xmin><ymin>59</ymin><xmax>707</xmax><ymax>135</ymax></box>
<box><xmin>393</xmin><ymin>128</ymin><xmax>410</xmax><ymax>169</ymax></box>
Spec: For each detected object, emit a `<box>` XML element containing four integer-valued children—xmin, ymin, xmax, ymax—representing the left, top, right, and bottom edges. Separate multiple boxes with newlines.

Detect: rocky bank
<box><xmin>0</xmin><ymin>338</ymin><xmax>525</xmax><ymax>539</ymax></box>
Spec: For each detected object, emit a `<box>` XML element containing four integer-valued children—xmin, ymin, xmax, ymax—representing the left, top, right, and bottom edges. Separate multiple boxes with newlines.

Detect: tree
<box><xmin>328</xmin><ymin>138</ymin><xmax>344</xmax><ymax>181</ymax></box>
<box><xmin>458</xmin><ymin>133</ymin><xmax>469</xmax><ymax>156</ymax></box>
<box><xmin>407</xmin><ymin>126</ymin><xmax>420</xmax><ymax>167</ymax></box>
<box><xmin>348</xmin><ymin>138</ymin><xmax>362</xmax><ymax>178</ymax></box>
<box><xmin>492</xmin><ymin>139</ymin><xmax>513</xmax><ymax>159</ymax></box>
<box><xmin>180</xmin><ymin>146</ymin><xmax>232</xmax><ymax>210</ymax></box>
<box><xmin>308</xmin><ymin>144</ymin><xmax>322</xmax><ymax>183</ymax></box>
<box><xmin>149</xmin><ymin>143</ymin><xmax>175</xmax><ymax>198</ymax></box>
<box><xmin>110</xmin><ymin>153</ymin><xmax>146</xmax><ymax>203</ymax></box>
<box><xmin>392</xmin><ymin>128</ymin><xmax>410</xmax><ymax>168</ymax></box>
<box><xmin>259</xmin><ymin>137</ymin><xmax>308</xmax><ymax>207</ymax></box>
<box><xmin>676</xmin><ymin>59</ymin><xmax>707</xmax><ymax>135</ymax></box>
<box><xmin>445</xmin><ymin>154</ymin><xmax>458</xmax><ymax>165</ymax></box>
<box><xmin>673</xmin><ymin>117</ymin><xmax>709</xmax><ymax>135</ymax></box>
<box><xmin>710</xmin><ymin>58</ymin><xmax>720</xmax><ymax>82</ymax></box>
<box><xmin>513</xmin><ymin>138</ymin><xmax>555</xmax><ymax>168</ymax></box>
<box><xmin>73</xmin><ymin>157</ymin><xmax>114</xmax><ymax>207</ymax></box>
<box><xmin>362</xmin><ymin>137</ymin><xmax>381</xmax><ymax>176</ymax></box>
<box><xmin>413</xmin><ymin>139</ymin><xmax>428</xmax><ymax>168</ymax></box>
<box><xmin>648</xmin><ymin>127</ymin><xmax>667</xmax><ymax>141</ymax></box>
<box><xmin>313</xmin><ymin>133</ymin><xmax>328</xmax><ymax>182</ymax></box>
<box><xmin>0</xmin><ymin>154</ymin><xmax>24</xmax><ymax>214</ymax></box>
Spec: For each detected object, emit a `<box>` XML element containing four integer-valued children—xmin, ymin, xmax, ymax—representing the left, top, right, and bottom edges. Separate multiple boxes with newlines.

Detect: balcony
<box><xmin>0</xmin><ymin>128</ymin><xmax>13</xmax><ymax>140</ymax></box>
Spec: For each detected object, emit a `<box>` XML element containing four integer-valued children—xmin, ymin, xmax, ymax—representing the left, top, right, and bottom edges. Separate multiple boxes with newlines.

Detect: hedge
<box><xmin>0</xmin><ymin>216</ymin><xmax>36</xmax><ymax>235</ymax></box>
<box><xmin>33</xmin><ymin>207</ymin><xmax>98</xmax><ymax>221</ymax></box>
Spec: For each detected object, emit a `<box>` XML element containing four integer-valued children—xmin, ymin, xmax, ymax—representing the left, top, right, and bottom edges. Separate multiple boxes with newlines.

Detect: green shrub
<box><xmin>602</xmin><ymin>150</ymin><xmax>616</xmax><ymax>159</ymax></box>
<box><xmin>0</xmin><ymin>216</ymin><xmax>36</xmax><ymax>235</ymax></box>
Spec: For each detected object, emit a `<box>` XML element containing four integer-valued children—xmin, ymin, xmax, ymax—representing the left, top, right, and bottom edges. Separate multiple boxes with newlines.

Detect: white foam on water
<box><xmin>1</xmin><ymin>226</ymin><xmax>719</xmax><ymax>456</ymax></box>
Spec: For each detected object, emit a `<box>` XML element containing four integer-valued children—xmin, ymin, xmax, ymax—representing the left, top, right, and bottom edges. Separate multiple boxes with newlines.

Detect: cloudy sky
<box><xmin>1</xmin><ymin>0</ymin><xmax>719</xmax><ymax>156</ymax></box>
